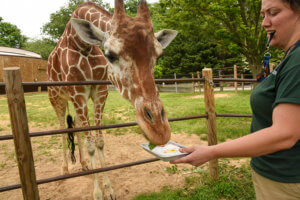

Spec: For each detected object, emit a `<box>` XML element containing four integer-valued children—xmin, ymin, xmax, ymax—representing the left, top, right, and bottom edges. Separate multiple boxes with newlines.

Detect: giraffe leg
<box><xmin>61</xmin><ymin>134</ymin><xmax>69</xmax><ymax>174</ymax></box>
<box><xmin>48</xmin><ymin>89</ymin><xmax>69</xmax><ymax>174</ymax></box>
<box><xmin>74</xmin><ymin>116</ymin><xmax>89</xmax><ymax>171</ymax></box>
<box><xmin>70</xmin><ymin>91</ymin><xmax>103</xmax><ymax>200</ymax></box>
<box><xmin>76</xmin><ymin>132</ymin><xmax>89</xmax><ymax>171</ymax></box>
<box><xmin>92</xmin><ymin>86</ymin><xmax>116</xmax><ymax>200</ymax></box>
<box><xmin>95</xmin><ymin>133</ymin><xmax>116</xmax><ymax>200</ymax></box>
<box><xmin>86</xmin><ymin>137</ymin><xmax>103</xmax><ymax>200</ymax></box>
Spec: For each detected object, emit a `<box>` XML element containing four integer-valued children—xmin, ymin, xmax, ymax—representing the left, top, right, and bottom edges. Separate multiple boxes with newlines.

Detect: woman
<box><xmin>171</xmin><ymin>0</ymin><xmax>300</xmax><ymax>199</ymax></box>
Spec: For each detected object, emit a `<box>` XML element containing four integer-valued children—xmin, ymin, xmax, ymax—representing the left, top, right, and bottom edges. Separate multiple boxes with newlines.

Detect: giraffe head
<box><xmin>71</xmin><ymin>0</ymin><xmax>177</xmax><ymax>145</ymax></box>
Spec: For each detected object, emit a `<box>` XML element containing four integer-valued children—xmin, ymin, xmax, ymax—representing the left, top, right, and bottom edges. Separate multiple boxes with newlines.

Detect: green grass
<box><xmin>0</xmin><ymin>90</ymin><xmax>254</xmax><ymax>199</ymax></box>
<box><xmin>0</xmin><ymin>161</ymin><xmax>7</xmax><ymax>169</ymax></box>
<box><xmin>133</xmin><ymin>162</ymin><xmax>255</xmax><ymax>200</ymax></box>
<box><xmin>0</xmin><ymin>90</ymin><xmax>252</xmax><ymax>141</ymax></box>
<box><xmin>159</xmin><ymin>91</ymin><xmax>252</xmax><ymax>142</ymax></box>
<box><xmin>110</xmin><ymin>91</ymin><xmax>251</xmax><ymax>140</ymax></box>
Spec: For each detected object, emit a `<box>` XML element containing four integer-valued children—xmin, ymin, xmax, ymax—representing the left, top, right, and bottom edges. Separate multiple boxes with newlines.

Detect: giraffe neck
<box><xmin>73</xmin><ymin>2</ymin><xmax>113</xmax><ymax>33</ymax></box>
<box><xmin>63</xmin><ymin>2</ymin><xmax>113</xmax><ymax>53</ymax></box>
<box><xmin>107</xmin><ymin>65</ymin><xmax>133</xmax><ymax>102</ymax></box>
<box><xmin>56</xmin><ymin>2</ymin><xmax>144</xmax><ymax>105</ymax></box>
<box><xmin>69</xmin><ymin>3</ymin><xmax>133</xmax><ymax>102</ymax></box>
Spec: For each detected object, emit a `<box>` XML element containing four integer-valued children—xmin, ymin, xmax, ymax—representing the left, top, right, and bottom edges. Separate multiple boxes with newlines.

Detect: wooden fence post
<box><xmin>192</xmin><ymin>73</ymin><xmax>195</xmax><ymax>93</ymax></box>
<box><xmin>234</xmin><ymin>65</ymin><xmax>238</xmax><ymax>92</ymax></box>
<box><xmin>241</xmin><ymin>74</ymin><xmax>245</xmax><ymax>91</ymax></box>
<box><xmin>197</xmin><ymin>71</ymin><xmax>201</xmax><ymax>93</ymax></box>
<box><xmin>4</xmin><ymin>67</ymin><xmax>40</xmax><ymax>200</ymax></box>
<box><xmin>219</xmin><ymin>71</ymin><xmax>224</xmax><ymax>92</ymax></box>
<box><xmin>202</xmin><ymin>68</ymin><xmax>219</xmax><ymax>180</ymax></box>
<box><xmin>174</xmin><ymin>73</ymin><xmax>178</xmax><ymax>93</ymax></box>
<box><xmin>270</xmin><ymin>63</ymin><xmax>274</xmax><ymax>73</ymax></box>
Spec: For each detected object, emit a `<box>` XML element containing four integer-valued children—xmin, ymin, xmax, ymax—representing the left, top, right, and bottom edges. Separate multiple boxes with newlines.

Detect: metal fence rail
<box><xmin>0</xmin><ymin>114</ymin><xmax>209</xmax><ymax>141</ymax></box>
<box><xmin>0</xmin><ymin>77</ymin><xmax>257</xmax><ymax>88</ymax></box>
<box><xmin>0</xmin><ymin>158</ymin><xmax>160</xmax><ymax>193</ymax></box>
<box><xmin>0</xmin><ymin>114</ymin><xmax>252</xmax><ymax>142</ymax></box>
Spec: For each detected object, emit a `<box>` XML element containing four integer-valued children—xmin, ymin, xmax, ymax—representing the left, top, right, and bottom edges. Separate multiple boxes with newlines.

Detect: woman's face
<box><xmin>261</xmin><ymin>0</ymin><xmax>300</xmax><ymax>51</ymax></box>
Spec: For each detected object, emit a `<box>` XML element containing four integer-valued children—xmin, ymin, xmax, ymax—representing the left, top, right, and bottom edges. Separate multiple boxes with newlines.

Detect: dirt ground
<box><xmin>0</xmin><ymin>131</ymin><xmax>208</xmax><ymax>200</ymax></box>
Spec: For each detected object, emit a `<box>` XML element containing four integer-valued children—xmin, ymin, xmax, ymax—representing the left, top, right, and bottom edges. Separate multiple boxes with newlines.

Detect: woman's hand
<box><xmin>170</xmin><ymin>145</ymin><xmax>216</xmax><ymax>166</ymax></box>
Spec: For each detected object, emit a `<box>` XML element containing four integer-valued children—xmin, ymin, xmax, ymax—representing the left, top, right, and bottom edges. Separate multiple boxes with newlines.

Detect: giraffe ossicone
<box><xmin>47</xmin><ymin>0</ymin><xmax>177</xmax><ymax>199</ymax></box>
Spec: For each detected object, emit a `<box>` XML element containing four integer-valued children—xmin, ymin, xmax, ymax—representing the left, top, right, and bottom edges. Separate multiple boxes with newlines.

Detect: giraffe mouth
<box><xmin>142</xmin><ymin>132</ymin><xmax>150</xmax><ymax>141</ymax></box>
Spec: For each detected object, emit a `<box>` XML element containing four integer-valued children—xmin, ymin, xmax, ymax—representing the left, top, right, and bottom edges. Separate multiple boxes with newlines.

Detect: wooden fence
<box><xmin>0</xmin><ymin>67</ymin><xmax>255</xmax><ymax>200</ymax></box>
<box><xmin>192</xmin><ymin>65</ymin><xmax>258</xmax><ymax>93</ymax></box>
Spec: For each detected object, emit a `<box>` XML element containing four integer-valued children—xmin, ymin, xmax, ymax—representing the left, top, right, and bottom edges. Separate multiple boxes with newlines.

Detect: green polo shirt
<box><xmin>250</xmin><ymin>45</ymin><xmax>300</xmax><ymax>183</ymax></box>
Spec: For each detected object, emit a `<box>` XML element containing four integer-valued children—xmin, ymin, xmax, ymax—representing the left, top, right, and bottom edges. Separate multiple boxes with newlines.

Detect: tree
<box><xmin>42</xmin><ymin>0</ymin><xmax>110</xmax><ymax>40</ymax></box>
<box><xmin>0</xmin><ymin>17</ymin><xmax>27</xmax><ymax>48</ymax></box>
<box><xmin>23</xmin><ymin>38</ymin><xmax>56</xmax><ymax>60</ymax></box>
<box><xmin>150</xmin><ymin>2</ymin><xmax>244</xmax><ymax>77</ymax></box>
<box><xmin>156</xmin><ymin>33</ymin><xmax>244</xmax><ymax>77</ymax></box>
<box><xmin>154</xmin><ymin>0</ymin><xmax>278</xmax><ymax>77</ymax></box>
<box><xmin>124</xmin><ymin>0</ymin><xmax>139</xmax><ymax>16</ymax></box>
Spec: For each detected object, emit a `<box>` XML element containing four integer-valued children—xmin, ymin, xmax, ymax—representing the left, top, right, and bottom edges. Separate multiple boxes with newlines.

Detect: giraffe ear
<box><xmin>155</xmin><ymin>29</ymin><xmax>178</xmax><ymax>49</ymax></box>
<box><xmin>70</xmin><ymin>18</ymin><xmax>108</xmax><ymax>46</ymax></box>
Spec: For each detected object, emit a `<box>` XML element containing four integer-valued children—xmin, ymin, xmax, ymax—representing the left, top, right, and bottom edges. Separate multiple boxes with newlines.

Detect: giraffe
<box><xmin>47</xmin><ymin>0</ymin><xmax>177</xmax><ymax>199</ymax></box>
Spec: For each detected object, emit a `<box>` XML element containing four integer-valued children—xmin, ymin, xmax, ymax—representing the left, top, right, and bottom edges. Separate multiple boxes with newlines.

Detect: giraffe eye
<box><xmin>144</xmin><ymin>107</ymin><xmax>153</xmax><ymax>122</ymax></box>
<box><xmin>161</xmin><ymin>108</ymin><xmax>165</xmax><ymax>118</ymax></box>
<box><xmin>105</xmin><ymin>51</ymin><xmax>118</xmax><ymax>63</ymax></box>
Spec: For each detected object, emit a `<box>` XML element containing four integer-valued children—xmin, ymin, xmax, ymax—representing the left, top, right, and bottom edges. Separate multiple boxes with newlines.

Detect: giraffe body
<box><xmin>47</xmin><ymin>1</ymin><xmax>177</xmax><ymax>199</ymax></box>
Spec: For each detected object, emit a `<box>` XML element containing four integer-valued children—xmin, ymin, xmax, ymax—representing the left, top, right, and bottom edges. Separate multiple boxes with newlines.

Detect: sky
<box><xmin>0</xmin><ymin>0</ymin><xmax>158</xmax><ymax>39</ymax></box>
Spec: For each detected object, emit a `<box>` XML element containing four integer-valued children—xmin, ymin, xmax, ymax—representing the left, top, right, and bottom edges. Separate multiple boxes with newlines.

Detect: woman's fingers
<box><xmin>179</xmin><ymin>146</ymin><xmax>196</xmax><ymax>153</ymax></box>
<box><xmin>170</xmin><ymin>145</ymin><xmax>212</xmax><ymax>166</ymax></box>
<box><xmin>170</xmin><ymin>153</ymin><xmax>193</xmax><ymax>164</ymax></box>
<box><xmin>170</xmin><ymin>146</ymin><xmax>197</xmax><ymax>164</ymax></box>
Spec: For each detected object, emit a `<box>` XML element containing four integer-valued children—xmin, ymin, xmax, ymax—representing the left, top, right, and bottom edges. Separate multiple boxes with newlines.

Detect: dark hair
<box><xmin>281</xmin><ymin>0</ymin><xmax>300</xmax><ymax>12</ymax></box>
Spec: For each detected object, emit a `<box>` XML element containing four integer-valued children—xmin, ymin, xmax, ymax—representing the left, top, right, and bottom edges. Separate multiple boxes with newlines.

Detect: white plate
<box><xmin>141</xmin><ymin>141</ymin><xmax>189</xmax><ymax>162</ymax></box>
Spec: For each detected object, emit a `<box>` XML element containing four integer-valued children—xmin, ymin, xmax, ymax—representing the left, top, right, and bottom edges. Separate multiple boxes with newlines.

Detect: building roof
<box><xmin>0</xmin><ymin>46</ymin><xmax>42</xmax><ymax>59</ymax></box>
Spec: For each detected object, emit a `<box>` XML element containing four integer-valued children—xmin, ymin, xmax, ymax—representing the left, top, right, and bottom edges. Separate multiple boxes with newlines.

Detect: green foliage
<box><xmin>23</xmin><ymin>38</ymin><xmax>56</xmax><ymax>59</ymax></box>
<box><xmin>42</xmin><ymin>0</ymin><xmax>110</xmax><ymax>40</ymax></box>
<box><xmin>154</xmin><ymin>65</ymin><xmax>163</xmax><ymax>78</ymax></box>
<box><xmin>164</xmin><ymin>165</ymin><xmax>179</xmax><ymax>174</ymax></box>
<box><xmin>151</xmin><ymin>0</ymin><xmax>282</xmax><ymax>76</ymax></box>
<box><xmin>148</xmin><ymin>142</ymin><xmax>156</xmax><ymax>150</ymax></box>
<box><xmin>157</xmin><ymin>33</ymin><xmax>244</xmax><ymax>77</ymax></box>
<box><xmin>0</xmin><ymin>17</ymin><xmax>27</xmax><ymax>48</ymax></box>
<box><xmin>150</xmin><ymin>1</ymin><xmax>245</xmax><ymax>77</ymax></box>
<box><xmin>124</xmin><ymin>0</ymin><xmax>139</xmax><ymax>16</ymax></box>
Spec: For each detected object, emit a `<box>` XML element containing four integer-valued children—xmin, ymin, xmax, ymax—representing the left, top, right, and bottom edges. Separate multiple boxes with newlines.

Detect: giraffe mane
<box><xmin>77</xmin><ymin>1</ymin><xmax>113</xmax><ymax>17</ymax></box>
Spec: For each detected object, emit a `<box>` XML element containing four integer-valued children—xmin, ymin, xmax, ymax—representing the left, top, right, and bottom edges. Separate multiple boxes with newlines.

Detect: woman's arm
<box><xmin>171</xmin><ymin>103</ymin><xmax>300</xmax><ymax>166</ymax></box>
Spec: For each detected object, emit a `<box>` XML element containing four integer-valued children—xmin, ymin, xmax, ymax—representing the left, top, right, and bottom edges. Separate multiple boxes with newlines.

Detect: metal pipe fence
<box><xmin>0</xmin><ymin>69</ymin><xmax>256</xmax><ymax>197</ymax></box>
<box><xmin>0</xmin><ymin>77</ymin><xmax>257</xmax><ymax>88</ymax></box>
<box><xmin>0</xmin><ymin>158</ymin><xmax>160</xmax><ymax>193</ymax></box>
<box><xmin>0</xmin><ymin>114</ymin><xmax>209</xmax><ymax>141</ymax></box>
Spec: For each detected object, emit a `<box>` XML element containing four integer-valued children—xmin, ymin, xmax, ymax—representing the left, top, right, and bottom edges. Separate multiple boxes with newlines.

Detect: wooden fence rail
<box><xmin>0</xmin><ymin>67</ymin><xmax>256</xmax><ymax>199</ymax></box>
